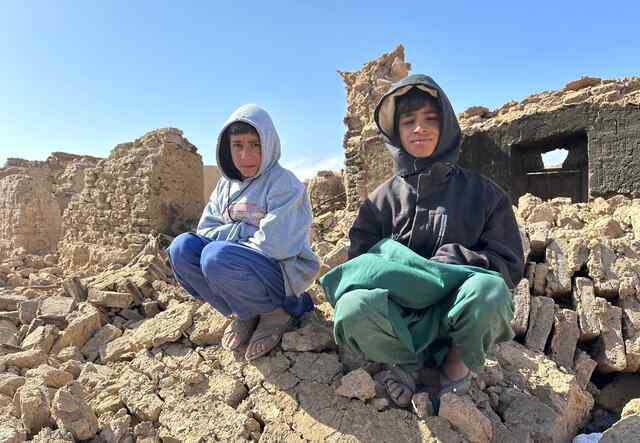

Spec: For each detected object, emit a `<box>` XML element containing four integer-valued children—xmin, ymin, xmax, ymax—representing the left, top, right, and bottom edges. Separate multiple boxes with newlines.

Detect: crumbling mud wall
<box><xmin>0</xmin><ymin>152</ymin><xmax>102</xmax><ymax>215</ymax></box>
<box><xmin>340</xmin><ymin>45</ymin><xmax>411</xmax><ymax>211</ymax></box>
<box><xmin>0</xmin><ymin>153</ymin><xmax>101</xmax><ymax>256</ymax></box>
<box><xmin>59</xmin><ymin>128</ymin><xmax>203</xmax><ymax>272</ymax></box>
<box><xmin>458</xmin><ymin>76</ymin><xmax>640</xmax><ymax>203</ymax></box>
<box><xmin>306</xmin><ymin>170</ymin><xmax>346</xmax><ymax>217</ymax></box>
<box><xmin>0</xmin><ymin>175</ymin><xmax>62</xmax><ymax>255</ymax></box>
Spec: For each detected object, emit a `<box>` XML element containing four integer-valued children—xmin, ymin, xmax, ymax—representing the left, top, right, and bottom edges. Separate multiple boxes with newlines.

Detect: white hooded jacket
<box><xmin>197</xmin><ymin>104</ymin><xmax>320</xmax><ymax>297</ymax></box>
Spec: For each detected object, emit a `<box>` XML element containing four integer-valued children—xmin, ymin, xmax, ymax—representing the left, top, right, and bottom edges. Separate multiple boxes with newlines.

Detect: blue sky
<box><xmin>1</xmin><ymin>1</ymin><xmax>639</xmax><ymax>179</ymax></box>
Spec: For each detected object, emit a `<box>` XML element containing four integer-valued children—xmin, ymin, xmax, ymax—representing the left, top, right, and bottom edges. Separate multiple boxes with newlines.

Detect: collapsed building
<box><xmin>458</xmin><ymin>76</ymin><xmax>640</xmax><ymax>203</ymax></box>
<box><xmin>0</xmin><ymin>153</ymin><xmax>101</xmax><ymax>255</ymax></box>
<box><xmin>1</xmin><ymin>46</ymin><xmax>640</xmax><ymax>442</ymax></box>
<box><xmin>58</xmin><ymin>128</ymin><xmax>204</xmax><ymax>272</ymax></box>
<box><xmin>340</xmin><ymin>46</ymin><xmax>640</xmax><ymax>209</ymax></box>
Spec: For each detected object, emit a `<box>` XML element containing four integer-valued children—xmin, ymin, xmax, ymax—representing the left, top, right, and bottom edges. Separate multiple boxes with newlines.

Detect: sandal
<box><xmin>439</xmin><ymin>370</ymin><xmax>472</xmax><ymax>396</ymax></box>
<box><xmin>245</xmin><ymin>311</ymin><xmax>298</xmax><ymax>361</ymax></box>
<box><xmin>380</xmin><ymin>365</ymin><xmax>417</xmax><ymax>408</ymax></box>
<box><xmin>222</xmin><ymin>317</ymin><xmax>259</xmax><ymax>351</ymax></box>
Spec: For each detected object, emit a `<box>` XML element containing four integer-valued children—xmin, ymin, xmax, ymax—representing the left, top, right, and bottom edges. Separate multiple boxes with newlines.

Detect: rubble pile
<box><xmin>58</xmin><ymin>128</ymin><xmax>204</xmax><ymax>273</ymax></box>
<box><xmin>513</xmin><ymin>194</ymin><xmax>640</xmax><ymax>377</ymax></box>
<box><xmin>0</xmin><ymin>191</ymin><xmax>638</xmax><ymax>442</ymax></box>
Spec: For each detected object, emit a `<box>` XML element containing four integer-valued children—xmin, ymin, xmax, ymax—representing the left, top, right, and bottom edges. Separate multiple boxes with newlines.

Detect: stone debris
<box><xmin>335</xmin><ymin>368</ymin><xmax>376</xmax><ymax>401</ymax></box>
<box><xmin>51</xmin><ymin>382</ymin><xmax>99</xmax><ymax>441</ymax></box>
<box><xmin>525</xmin><ymin>295</ymin><xmax>555</xmax><ymax>352</ymax></box>
<box><xmin>438</xmin><ymin>393</ymin><xmax>492</xmax><ymax>443</ymax></box>
<box><xmin>1</xmin><ymin>47</ymin><xmax>639</xmax><ymax>443</ymax></box>
<box><xmin>621</xmin><ymin>398</ymin><xmax>640</xmax><ymax>418</ymax></box>
<box><xmin>599</xmin><ymin>414</ymin><xmax>640</xmax><ymax>443</ymax></box>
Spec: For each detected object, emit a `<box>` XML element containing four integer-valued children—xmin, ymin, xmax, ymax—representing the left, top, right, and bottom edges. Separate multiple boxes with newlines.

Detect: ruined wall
<box><xmin>307</xmin><ymin>170</ymin><xmax>346</xmax><ymax>217</ymax></box>
<box><xmin>0</xmin><ymin>152</ymin><xmax>101</xmax><ymax>214</ymax></box>
<box><xmin>340</xmin><ymin>45</ymin><xmax>410</xmax><ymax>210</ymax></box>
<box><xmin>0</xmin><ymin>174</ymin><xmax>63</xmax><ymax>254</ymax></box>
<box><xmin>203</xmin><ymin>165</ymin><xmax>220</xmax><ymax>202</ymax></box>
<box><xmin>458</xmin><ymin>76</ymin><xmax>640</xmax><ymax>202</ymax></box>
<box><xmin>59</xmin><ymin>128</ymin><xmax>203</xmax><ymax>271</ymax></box>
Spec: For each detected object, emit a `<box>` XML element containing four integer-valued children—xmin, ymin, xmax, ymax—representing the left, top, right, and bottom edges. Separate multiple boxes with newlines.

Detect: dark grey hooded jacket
<box><xmin>348</xmin><ymin>75</ymin><xmax>524</xmax><ymax>288</ymax></box>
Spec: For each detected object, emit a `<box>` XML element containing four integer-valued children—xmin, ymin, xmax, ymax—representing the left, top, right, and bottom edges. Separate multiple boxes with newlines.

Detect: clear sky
<box><xmin>1</xmin><ymin>1</ymin><xmax>639</xmax><ymax>179</ymax></box>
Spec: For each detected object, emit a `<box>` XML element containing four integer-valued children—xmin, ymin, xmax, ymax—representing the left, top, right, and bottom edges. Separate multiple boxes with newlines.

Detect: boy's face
<box><xmin>398</xmin><ymin>102</ymin><xmax>441</xmax><ymax>158</ymax></box>
<box><xmin>230</xmin><ymin>131</ymin><xmax>262</xmax><ymax>179</ymax></box>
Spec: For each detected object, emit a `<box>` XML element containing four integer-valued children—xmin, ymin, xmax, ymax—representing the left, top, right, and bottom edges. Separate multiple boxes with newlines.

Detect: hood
<box><xmin>216</xmin><ymin>104</ymin><xmax>281</xmax><ymax>181</ymax></box>
<box><xmin>373</xmin><ymin>74</ymin><xmax>461</xmax><ymax>176</ymax></box>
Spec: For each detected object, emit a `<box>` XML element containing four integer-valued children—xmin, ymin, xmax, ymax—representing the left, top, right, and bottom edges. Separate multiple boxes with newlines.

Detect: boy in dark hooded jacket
<box><xmin>321</xmin><ymin>75</ymin><xmax>524</xmax><ymax>407</ymax></box>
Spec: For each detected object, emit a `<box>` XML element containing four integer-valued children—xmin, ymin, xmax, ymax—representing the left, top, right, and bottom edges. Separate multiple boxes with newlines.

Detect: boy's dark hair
<box><xmin>227</xmin><ymin>121</ymin><xmax>259</xmax><ymax>137</ymax></box>
<box><xmin>393</xmin><ymin>87</ymin><xmax>441</xmax><ymax>138</ymax></box>
<box><xmin>219</xmin><ymin>121</ymin><xmax>259</xmax><ymax>180</ymax></box>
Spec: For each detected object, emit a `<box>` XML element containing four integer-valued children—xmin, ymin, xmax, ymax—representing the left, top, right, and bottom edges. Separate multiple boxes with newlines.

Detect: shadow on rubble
<box><xmin>202</xmin><ymin>308</ymin><xmax>464</xmax><ymax>443</ymax></box>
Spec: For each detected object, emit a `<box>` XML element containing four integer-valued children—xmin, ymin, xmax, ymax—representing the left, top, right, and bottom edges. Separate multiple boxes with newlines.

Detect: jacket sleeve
<box><xmin>348</xmin><ymin>198</ymin><xmax>383</xmax><ymax>259</ymax></box>
<box><xmin>244</xmin><ymin>179</ymin><xmax>313</xmax><ymax>260</ymax></box>
<box><xmin>431</xmin><ymin>193</ymin><xmax>524</xmax><ymax>289</ymax></box>
<box><xmin>196</xmin><ymin>181</ymin><xmax>237</xmax><ymax>240</ymax></box>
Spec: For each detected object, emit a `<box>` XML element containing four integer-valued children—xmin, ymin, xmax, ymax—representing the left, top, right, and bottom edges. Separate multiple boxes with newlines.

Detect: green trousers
<box><xmin>320</xmin><ymin>239</ymin><xmax>515</xmax><ymax>372</ymax></box>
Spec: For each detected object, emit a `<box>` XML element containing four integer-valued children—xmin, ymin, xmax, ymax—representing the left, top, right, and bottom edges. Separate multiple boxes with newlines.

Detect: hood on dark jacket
<box><xmin>216</xmin><ymin>104</ymin><xmax>281</xmax><ymax>181</ymax></box>
<box><xmin>373</xmin><ymin>74</ymin><xmax>461</xmax><ymax>176</ymax></box>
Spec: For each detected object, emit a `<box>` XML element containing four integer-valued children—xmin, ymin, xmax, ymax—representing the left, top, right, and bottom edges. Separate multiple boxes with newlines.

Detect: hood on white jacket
<box><xmin>216</xmin><ymin>104</ymin><xmax>281</xmax><ymax>181</ymax></box>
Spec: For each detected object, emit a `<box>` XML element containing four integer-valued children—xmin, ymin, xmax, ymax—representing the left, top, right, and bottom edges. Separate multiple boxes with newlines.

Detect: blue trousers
<box><xmin>168</xmin><ymin>233</ymin><xmax>313</xmax><ymax>320</ymax></box>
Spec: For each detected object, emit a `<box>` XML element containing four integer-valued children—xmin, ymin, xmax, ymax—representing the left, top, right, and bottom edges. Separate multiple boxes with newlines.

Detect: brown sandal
<box><xmin>380</xmin><ymin>365</ymin><xmax>417</xmax><ymax>408</ymax></box>
<box><xmin>245</xmin><ymin>312</ymin><xmax>297</xmax><ymax>361</ymax></box>
<box><xmin>222</xmin><ymin>317</ymin><xmax>258</xmax><ymax>351</ymax></box>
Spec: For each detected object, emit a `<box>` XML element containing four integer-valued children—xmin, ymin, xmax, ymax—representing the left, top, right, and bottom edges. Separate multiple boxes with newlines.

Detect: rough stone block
<box><xmin>494</xmin><ymin>341</ymin><xmax>593</xmax><ymax>443</ymax></box>
<box><xmin>618</xmin><ymin>293</ymin><xmax>640</xmax><ymax>372</ymax></box>
<box><xmin>103</xmin><ymin>302</ymin><xmax>194</xmax><ymax>362</ymax></box>
<box><xmin>0</xmin><ymin>294</ymin><xmax>28</xmax><ymax>311</ymax></box>
<box><xmin>550</xmin><ymin>308</ymin><xmax>579</xmax><ymax>370</ymax></box>
<box><xmin>20</xmin><ymin>325</ymin><xmax>58</xmax><ymax>354</ymax></box>
<box><xmin>600</xmin><ymin>415</ymin><xmax>640</xmax><ymax>443</ymax></box>
<box><xmin>187</xmin><ymin>303</ymin><xmax>229</xmax><ymax>346</ymax></box>
<box><xmin>87</xmin><ymin>289</ymin><xmax>133</xmax><ymax>309</ymax></box>
<box><xmin>18</xmin><ymin>382</ymin><xmax>53</xmax><ymax>435</ymax></box>
<box><xmin>51</xmin><ymin>302</ymin><xmax>101</xmax><ymax>354</ymax></box>
<box><xmin>438</xmin><ymin>393</ymin><xmax>492</xmax><ymax>443</ymax></box>
<box><xmin>81</xmin><ymin>324</ymin><xmax>122</xmax><ymax>362</ymax></box>
<box><xmin>574</xmin><ymin>350</ymin><xmax>597</xmax><ymax>390</ymax></box>
<box><xmin>511</xmin><ymin>279</ymin><xmax>531</xmax><ymax>336</ymax></box>
<box><xmin>335</xmin><ymin>368</ymin><xmax>376</xmax><ymax>401</ymax></box>
<box><xmin>592</xmin><ymin>298</ymin><xmax>627</xmax><ymax>373</ymax></box>
<box><xmin>0</xmin><ymin>350</ymin><xmax>47</xmax><ymax>369</ymax></box>
<box><xmin>62</xmin><ymin>276</ymin><xmax>87</xmax><ymax>302</ymax></box>
<box><xmin>51</xmin><ymin>382</ymin><xmax>99</xmax><ymax>441</ymax></box>
<box><xmin>17</xmin><ymin>299</ymin><xmax>39</xmax><ymax>325</ymax></box>
<box><xmin>572</xmin><ymin>277</ymin><xmax>601</xmax><ymax>341</ymax></box>
<box><xmin>38</xmin><ymin>296</ymin><xmax>76</xmax><ymax>324</ymax></box>
<box><xmin>525</xmin><ymin>296</ymin><xmax>555</xmax><ymax>352</ymax></box>
<box><xmin>545</xmin><ymin>238</ymin><xmax>588</xmax><ymax>297</ymax></box>
<box><xmin>533</xmin><ymin>263</ymin><xmax>548</xmax><ymax>295</ymax></box>
<box><xmin>0</xmin><ymin>320</ymin><xmax>18</xmax><ymax>347</ymax></box>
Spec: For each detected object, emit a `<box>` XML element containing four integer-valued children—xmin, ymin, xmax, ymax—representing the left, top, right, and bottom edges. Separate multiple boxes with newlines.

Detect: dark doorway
<box><xmin>511</xmin><ymin>131</ymin><xmax>588</xmax><ymax>202</ymax></box>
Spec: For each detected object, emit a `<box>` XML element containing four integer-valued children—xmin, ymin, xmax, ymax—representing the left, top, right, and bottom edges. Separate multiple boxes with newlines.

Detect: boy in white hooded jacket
<box><xmin>169</xmin><ymin>104</ymin><xmax>320</xmax><ymax>361</ymax></box>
